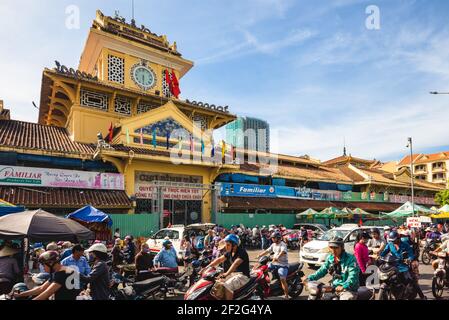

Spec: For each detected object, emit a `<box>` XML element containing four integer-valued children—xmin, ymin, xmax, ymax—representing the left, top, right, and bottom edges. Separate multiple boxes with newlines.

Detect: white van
<box><xmin>299</xmin><ymin>225</ymin><xmax>384</xmax><ymax>267</ymax></box>
<box><xmin>146</xmin><ymin>223</ymin><xmax>215</xmax><ymax>259</ymax></box>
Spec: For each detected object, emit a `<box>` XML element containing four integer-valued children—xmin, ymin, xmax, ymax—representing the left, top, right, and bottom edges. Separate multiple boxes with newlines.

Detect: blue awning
<box><xmin>0</xmin><ymin>206</ymin><xmax>26</xmax><ymax>217</ymax></box>
<box><xmin>66</xmin><ymin>205</ymin><xmax>112</xmax><ymax>226</ymax></box>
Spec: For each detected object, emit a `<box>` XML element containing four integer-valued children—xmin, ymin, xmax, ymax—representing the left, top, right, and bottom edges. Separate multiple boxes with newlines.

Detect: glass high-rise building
<box><xmin>225</xmin><ymin>116</ymin><xmax>270</xmax><ymax>152</ymax></box>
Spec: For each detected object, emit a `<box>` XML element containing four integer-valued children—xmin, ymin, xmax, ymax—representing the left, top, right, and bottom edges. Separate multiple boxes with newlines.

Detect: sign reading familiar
<box><xmin>0</xmin><ymin>166</ymin><xmax>124</xmax><ymax>190</ymax></box>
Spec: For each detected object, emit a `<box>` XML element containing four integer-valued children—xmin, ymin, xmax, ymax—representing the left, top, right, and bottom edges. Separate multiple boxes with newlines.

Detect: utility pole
<box><xmin>406</xmin><ymin>137</ymin><xmax>415</xmax><ymax>217</ymax></box>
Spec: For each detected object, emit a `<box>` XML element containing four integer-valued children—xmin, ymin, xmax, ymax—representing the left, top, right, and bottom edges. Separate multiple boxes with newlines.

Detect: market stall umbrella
<box><xmin>315</xmin><ymin>207</ymin><xmax>348</xmax><ymax>219</ymax></box>
<box><xmin>66</xmin><ymin>205</ymin><xmax>113</xmax><ymax>227</ymax></box>
<box><xmin>0</xmin><ymin>209</ymin><xmax>94</xmax><ymax>242</ymax></box>
<box><xmin>430</xmin><ymin>204</ymin><xmax>449</xmax><ymax>219</ymax></box>
<box><xmin>341</xmin><ymin>207</ymin><xmax>354</xmax><ymax>216</ymax></box>
<box><xmin>296</xmin><ymin>208</ymin><xmax>318</xmax><ymax>219</ymax></box>
<box><xmin>351</xmin><ymin>208</ymin><xmax>380</xmax><ymax>220</ymax></box>
<box><xmin>386</xmin><ymin>201</ymin><xmax>436</xmax><ymax>218</ymax></box>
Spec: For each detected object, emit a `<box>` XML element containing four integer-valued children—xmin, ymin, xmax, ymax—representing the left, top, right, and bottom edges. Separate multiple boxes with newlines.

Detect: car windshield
<box><xmin>318</xmin><ymin>229</ymin><xmax>350</xmax><ymax>241</ymax></box>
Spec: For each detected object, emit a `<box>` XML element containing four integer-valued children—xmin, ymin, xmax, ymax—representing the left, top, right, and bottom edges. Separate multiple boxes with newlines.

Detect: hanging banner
<box><xmin>0</xmin><ymin>165</ymin><xmax>124</xmax><ymax>190</ymax></box>
<box><xmin>134</xmin><ymin>171</ymin><xmax>203</xmax><ymax>200</ymax></box>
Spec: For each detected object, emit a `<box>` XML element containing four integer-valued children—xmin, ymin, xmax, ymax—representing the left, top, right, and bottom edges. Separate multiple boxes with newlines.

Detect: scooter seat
<box><xmin>357</xmin><ymin>287</ymin><xmax>374</xmax><ymax>300</ymax></box>
<box><xmin>287</xmin><ymin>263</ymin><xmax>301</xmax><ymax>274</ymax></box>
<box><xmin>132</xmin><ymin>276</ymin><xmax>165</xmax><ymax>292</ymax></box>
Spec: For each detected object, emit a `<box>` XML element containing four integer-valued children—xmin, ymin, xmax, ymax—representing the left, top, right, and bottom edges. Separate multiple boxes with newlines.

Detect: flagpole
<box><xmin>407</xmin><ymin>137</ymin><xmax>415</xmax><ymax>217</ymax></box>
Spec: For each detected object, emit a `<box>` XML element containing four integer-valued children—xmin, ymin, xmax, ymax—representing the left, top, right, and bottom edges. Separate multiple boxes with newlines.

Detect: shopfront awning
<box><xmin>0</xmin><ymin>186</ymin><xmax>132</xmax><ymax>209</ymax></box>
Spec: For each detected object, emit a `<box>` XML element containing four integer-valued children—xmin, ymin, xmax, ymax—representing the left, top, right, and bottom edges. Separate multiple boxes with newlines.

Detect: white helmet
<box><xmin>86</xmin><ymin>243</ymin><xmax>107</xmax><ymax>254</ymax></box>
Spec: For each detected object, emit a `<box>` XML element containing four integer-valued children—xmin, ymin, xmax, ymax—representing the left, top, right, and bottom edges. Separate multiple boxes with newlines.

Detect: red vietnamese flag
<box><xmin>108</xmin><ymin>122</ymin><xmax>113</xmax><ymax>142</ymax></box>
<box><xmin>171</xmin><ymin>69</ymin><xmax>180</xmax><ymax>98</ymax></box>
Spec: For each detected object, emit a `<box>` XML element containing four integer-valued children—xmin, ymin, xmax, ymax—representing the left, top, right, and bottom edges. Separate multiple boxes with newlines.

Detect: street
<box><xmin>168</xmin><ymin>248</ymin><xmax>448</xmax><ymax>300</ymax></box>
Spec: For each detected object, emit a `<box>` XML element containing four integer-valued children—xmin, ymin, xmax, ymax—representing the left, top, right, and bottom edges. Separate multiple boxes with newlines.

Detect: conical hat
<box><xmin>0</xmin><ymin>246</ymin><xmax>19</xmax><ymax>257</ymax></box>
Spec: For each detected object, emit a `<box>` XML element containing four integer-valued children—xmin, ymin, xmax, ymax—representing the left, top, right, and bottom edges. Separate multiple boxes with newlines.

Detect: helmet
<box><xmin>162</xmin><ymin>239</ymin><xmax>172</xmax><ymax>247</ymax></box>
<box><xmin>125</xmin><ymin>235</ymin><xmax>133</xmax><ymax>241</ymax></box>
<box><xmin>38</xmin><ymin>250</ymin><xmax>60</xmax><ymax>267</ymax></box>
<box><xmin>388</xmin><ymin>231</ymin><xmax>399</xmax><ymax>242</ymax></box>
<box><xmin>328</xmin><ymin>237</ymin><xmax>344</xmax><ymax>248</ymax></box>
<box><xmin>224</xmin><ymin>234</ymin><xmax>239</xmax><ymax>246</ymax></box>
<box><xmin>12</xmin><ymin>283</ymin><xmax>28</xmax><ymax>293</ymax></box>
<box><xmin>86</xmin><ymin>243</ymin><xmax>108</xmax><ymax>254</ymax></box>
<box><xmin>271</xmin><ymin>231</ymin><xmax>282</xmax><ymax>239</ymax></box>
<box><xmin>32</xmin><ymin>243</ymin><xmax>43</xmax><ymax>249</ymax></box>
<box><xmin>62</xmin><ymin>241</ymin><xmax>72</xmax><ymax>249</ymax></box>
<box><xmin>46</xmin><ymin>242</ymin><xmax>58</xmax><ymax>251</ymax></box>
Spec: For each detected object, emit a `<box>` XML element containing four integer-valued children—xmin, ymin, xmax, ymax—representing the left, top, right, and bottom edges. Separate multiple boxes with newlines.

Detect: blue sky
<box><xmin>0</xmin><ymin>0</ymin><xmax>449</xmax><ymax>162</ymax></box>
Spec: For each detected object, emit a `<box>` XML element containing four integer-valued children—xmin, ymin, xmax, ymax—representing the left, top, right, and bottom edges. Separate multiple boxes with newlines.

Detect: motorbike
<box><xmin>184</xmin><ymin>249</ymin><xmax>213</xmax><ymax>286</ymax></box>
<box><xmin>110</xmin><ymin>272</ymin><xmax>174</xmax><ymax>300</ymax></box>
<box><xmin>421</xmin><ymin>238</ymin><xmax>441</xmax><ymax>265</ymax></box>
<box><xmin>431</xmin><ymin>251</ymin><xmax>449</xmax><ymax>299</ymax></box>
<box><xmin>255</xmin><ymin>256</ymin><xmax>304</xmax><ymax>299</ymax></box>
<box><xmin>306</xmin><ymin>264</ymin><xmax>374</xmax><ymax>300</ymax></box>
<box><xmin>377</xmin><ymin>254</ymin><xmax>421</xmax><ymax>300</ymax></box>
<box><xmin>184</xmin><ymin>266</ymin><xmax>263</xmax><ymax>300</ymax></box>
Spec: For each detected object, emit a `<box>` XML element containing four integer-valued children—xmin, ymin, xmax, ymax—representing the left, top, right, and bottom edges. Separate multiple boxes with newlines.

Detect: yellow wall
<box><xmin>124</xmin><ymin>159</ymin><xmax>214</xmax><ymax>222</ymax></box>
<box><xmin>67</xmin><ymin>105</ymin><xmax>121</xmax><ymax>144</ymax></box>
<box><xmin>100</xmin><ymin>48</ymin><xmax>180</xmax><ymax>96</ymax></box>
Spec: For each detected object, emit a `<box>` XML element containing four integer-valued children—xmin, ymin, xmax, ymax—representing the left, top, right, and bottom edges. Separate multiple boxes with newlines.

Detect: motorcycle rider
<box><xmin>430</xmin><ymin>237</ymin><xmax>449</xmax><ymax>270</ymax></box>
<box><xmin>15</xmin><ymin>251</ymin><xmax>79</xmax><ymax>300</ymax></box>
<box><xmin>204</xmin><ymin>234</ymin><xmax>250</xmax><ymax>300</ymax></box>
<box><xmin>135</xmin><ymin>243</ymin><xmax>154</xmax><ymax>281</ymax></box>
<box><xmin>367</xmin><ymin>228</ymin><xmax>386</xmax><ymax>259</ymax></box>
<box><xmin>380</xmin><ymin>231</ymin><xmax>426</xmax><ymax>300</ymax></box>
<box><xmin>257</xmin><ymin>231</ymin><xmax>290</xmax><ymax>299</ymax></box>
<box><xmin>302</xmin><ymin>237</ymin><xmax>360</xmax><ymax>300</ymax></box>
<box><xmin>153</xmin><ymin>239</ymin><xmax>179</xmax><ymax>270</ymax></box>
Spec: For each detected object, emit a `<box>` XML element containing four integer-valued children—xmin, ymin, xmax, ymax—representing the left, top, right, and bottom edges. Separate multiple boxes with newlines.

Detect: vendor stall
<box><xmin>66</xmin><ymin>206</ymin><xmax>113</xmax><ymax>241</ymax></box>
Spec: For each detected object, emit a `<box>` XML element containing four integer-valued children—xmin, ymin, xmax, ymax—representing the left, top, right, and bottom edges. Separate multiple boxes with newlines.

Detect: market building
<box><xmin>0</xmin><ymin>10</ymin><xmax>445</xmax><ymax>231</ymax></box>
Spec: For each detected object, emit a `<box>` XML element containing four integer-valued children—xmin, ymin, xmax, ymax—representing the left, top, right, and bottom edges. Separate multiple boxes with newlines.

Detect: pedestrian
<box><xmin>354</xmin><ymin>232</ymin><xmax>370</xmax><ymax>285</ymax></box>
<box><xmin>80</xmin><ymin>243</ymin><xmax>111</xmax><ymax>300</ymax></box>
<box><xmin>0</xmin><ymin>246</ymin><xmax>20</xmax><ymax>294</ymax></box>
<box><xmin>61</xmin><ymin>244</ymin><xmax>91</xmax><ymax>276</ymax></box>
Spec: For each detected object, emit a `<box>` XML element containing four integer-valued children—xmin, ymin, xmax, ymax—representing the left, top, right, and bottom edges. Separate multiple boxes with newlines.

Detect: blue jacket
<box><xmin>154</xmin><ymin>247</ymin><xmax>178</xmax><ymax>268</ymax></box>
<box><xmin>380</xmin><ymin>241</ymin><xmax>414</xmax><ymax>273</ymax></box>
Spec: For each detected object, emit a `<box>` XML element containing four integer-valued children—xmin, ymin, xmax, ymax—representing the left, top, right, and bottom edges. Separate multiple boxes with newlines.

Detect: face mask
<box><xmin>88</xmin><ymin>254</ymin><xmax>95</xmax><ymax>263</ymax></box>
<box><xmin>143</xmin><ymin>248</ymin><xmax>149</xmax><ymax>253</ymax></box>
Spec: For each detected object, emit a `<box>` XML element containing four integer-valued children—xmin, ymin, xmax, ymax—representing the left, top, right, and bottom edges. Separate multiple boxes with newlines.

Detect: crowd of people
<box><xmin>1</xmin><ymin>221</ymin><xmax>449</xmax><ymax>300</ymax></box>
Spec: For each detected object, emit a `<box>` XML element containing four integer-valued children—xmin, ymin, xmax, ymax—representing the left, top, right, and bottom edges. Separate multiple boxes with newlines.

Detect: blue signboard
<box><xmin>220</xmin><ymin>183</ymin><xmax>276</xmax><ymax>197</ymax></box>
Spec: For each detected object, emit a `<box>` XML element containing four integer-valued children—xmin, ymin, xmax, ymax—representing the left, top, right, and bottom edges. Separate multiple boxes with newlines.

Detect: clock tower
<box><xmin>78</xmin><ymin>10</ymin><xmax>193</xmax><ymax>98</ymax></box>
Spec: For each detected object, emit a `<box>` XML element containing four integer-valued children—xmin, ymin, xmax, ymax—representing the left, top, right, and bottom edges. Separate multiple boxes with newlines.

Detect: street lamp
<box><xmin>430</xmin><ymin>91</ymin><xmax>449</xmax><ymax>95</ymax></box>
<box><xmin>406</xmin><ymin>137</ymin><xmax>415</xmax><ymax>217</ymax></box>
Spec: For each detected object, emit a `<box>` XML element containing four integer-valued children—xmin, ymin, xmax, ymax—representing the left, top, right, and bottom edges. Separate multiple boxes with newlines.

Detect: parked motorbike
<box><xmin>184</xmin><ymin>266</ymin><xmax>263</xmax><ymax>300</ymax></box>
<box><xmin>377</xmin><ymin>254</ymin><xmax>420</xmax><ymax>300</ymax></box>
<box><xmin>431</xmin><ymin>251</ymin><xmax>449</xmax><ymax>299</ymax></box>
<box><xmin>421</xmin><ymin>238</ymin><xmax>441</xmax><ymax>265</ymax></box>
<box><xmin>185</xmin><ymin>250</ymin><xmax>213</xmax><ymax>286</ymax></box>
<box><xmin>111</xmin><ymin>273</ymin><xmax>172</xmax><ymax>300</ymax></box>
<box><xmin>255</xmin><ymin>256</ymin><xmax>304</xmax><ymax>299</ymax></box>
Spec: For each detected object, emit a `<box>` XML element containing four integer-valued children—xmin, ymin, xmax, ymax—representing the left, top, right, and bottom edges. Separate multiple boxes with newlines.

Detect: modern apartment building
<box><xmin>225</xmin><ymin>116</ymin><xmax>270</xmax><ymax>152</ymax></box>
<box><xmin>398</xmin><ymin>152</ymin><xmax>449</xmax><ymax>187</ymax></box>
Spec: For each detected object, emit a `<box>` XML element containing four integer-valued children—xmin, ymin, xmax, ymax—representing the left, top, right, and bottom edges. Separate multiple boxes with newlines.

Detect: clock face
<box><xmin>131</xmin><ymin>64</ymin><xmax>156</xmax><ymax>90</ymax></box>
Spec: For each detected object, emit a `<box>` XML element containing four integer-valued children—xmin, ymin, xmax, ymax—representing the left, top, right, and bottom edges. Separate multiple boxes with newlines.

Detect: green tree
<box><xmin>435</xmin><ymin>189</ymin><xmax>449</xmax><ymax>206</ymax></box>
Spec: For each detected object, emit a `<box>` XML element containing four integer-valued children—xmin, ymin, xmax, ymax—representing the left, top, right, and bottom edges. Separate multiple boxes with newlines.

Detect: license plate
<box><xmin>303</xmin><ymin>256</ymin><xmax>315</xmax><ymax>260</ymax></box>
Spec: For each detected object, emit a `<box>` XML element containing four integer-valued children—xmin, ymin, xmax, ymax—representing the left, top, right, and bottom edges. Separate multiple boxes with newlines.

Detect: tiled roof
<box><xmin>0</xmin><ymin>186</ymin><xmax>132</xmax><ymax>209</ymax></box>
<box><xmin>0</xmin><ymin>119</ymin><xmax>96</xmax><ymax>155</ymax></box>
<box><xmin>322</xmin><ymin>155</ymin><xmax>377</xmax><ymax>166</ymax></box>
<box><xmin>415</xmin><ymin>152</ymin><xmax>449</xmax><ymax>164</ymax></box>
<box><xmin>398</xmin><ymin>154</ymin><xmax>422</xmax><ymax>166</ymax></box>
<box><xmin>238</xmin><ymin>163</ymin><xmax>353</xmax><ymax>183</ymax></box>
